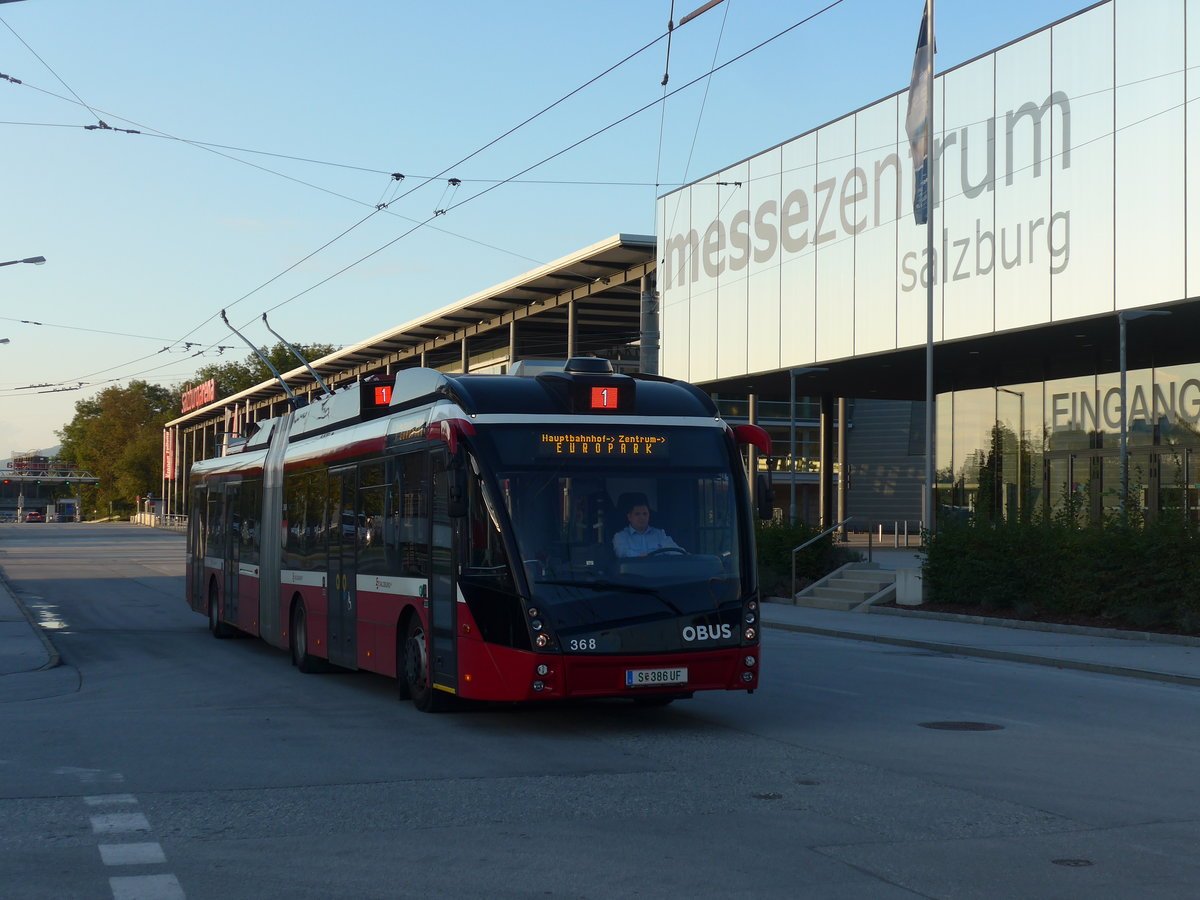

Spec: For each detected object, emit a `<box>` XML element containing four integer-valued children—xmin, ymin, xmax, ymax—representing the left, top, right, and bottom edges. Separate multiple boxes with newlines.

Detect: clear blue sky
<box><xmin>0</xmin><ymin>0</ymin><xmax>1092</xmax><ymax>457</ymax></box>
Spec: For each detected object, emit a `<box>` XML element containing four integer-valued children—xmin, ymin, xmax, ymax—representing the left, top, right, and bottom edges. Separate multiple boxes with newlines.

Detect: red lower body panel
<box><xmin>455</xmin><ymin>638</ymin><xmax>758</xmax><ymax>702</ymax></box>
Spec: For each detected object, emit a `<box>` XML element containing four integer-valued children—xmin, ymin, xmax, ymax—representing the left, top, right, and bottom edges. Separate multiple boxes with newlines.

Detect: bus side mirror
<box><xmin>756</xmin><ymin>472</ymin><xmax>774</xmax><ymax>521</ymax></box>
<box><xmin>448</xmin><ymin>466</ymin><xmax>468</xmax><ymax>518</ymax></box>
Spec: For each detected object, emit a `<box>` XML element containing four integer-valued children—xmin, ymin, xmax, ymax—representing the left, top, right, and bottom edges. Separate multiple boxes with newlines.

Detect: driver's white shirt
<box><xmin>613</xmin><ymin>525</ymin><xmax>681</xmax><ymax>558</ymax></box>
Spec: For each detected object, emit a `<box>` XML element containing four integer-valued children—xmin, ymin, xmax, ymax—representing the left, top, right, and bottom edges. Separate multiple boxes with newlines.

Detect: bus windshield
<box><xmin>479</xmin><ymin>425</ymin><xmax>746</xmax><ymax>625</ymax></box>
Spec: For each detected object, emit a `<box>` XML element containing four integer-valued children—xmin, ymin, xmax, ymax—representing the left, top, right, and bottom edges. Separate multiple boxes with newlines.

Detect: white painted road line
<box><xmin>90</xmin><ymin>812</ymin><xmax>151</xmax><ymax>834</ymax></box>
<box><xmin>109</xmin><ymin>874</ymin><xmax>186</xmax><ymax>900</ymax></box>
<box><xmin>99</xmin><ymin>842</ymin><xmax>167</xmax><ymax>866</ymax></box>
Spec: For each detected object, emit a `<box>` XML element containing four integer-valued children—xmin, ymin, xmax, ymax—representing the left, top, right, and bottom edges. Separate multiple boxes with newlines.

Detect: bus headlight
<box><xmin>536</xmin><ymin>633</ymin><xmax>552</xmax><ymax>648</ymax></box>
<box><xmin>744</xmin><ymin>627</ymin><xmax>757</xmax><ymax>641</ymax></box>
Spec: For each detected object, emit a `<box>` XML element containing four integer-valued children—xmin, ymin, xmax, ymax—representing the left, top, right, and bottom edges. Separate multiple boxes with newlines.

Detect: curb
<box><xmin>763</xmin><ymin>618</ymin><xmax>1200</xmax><ymax>688</ymax></box>
<box><xmin>0</xmin><ymin>566</ymin><xmax>61</xmax><ymax>672</ymax></box>
<box><xmin>868</xmin><ymin>604</ymin><xmax>1200</xmax><ymax>647</ymax></box>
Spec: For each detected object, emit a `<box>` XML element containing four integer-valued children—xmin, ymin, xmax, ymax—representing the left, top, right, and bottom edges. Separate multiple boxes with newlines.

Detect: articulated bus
<box><xmin>186</xmin><ymin>358</ymin><xmax>771</xmax><ymax>711</ymax></box>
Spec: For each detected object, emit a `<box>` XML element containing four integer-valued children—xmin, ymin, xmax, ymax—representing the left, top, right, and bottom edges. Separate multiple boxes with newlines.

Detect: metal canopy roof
<box><xmin>168</xmin><ymin>233</ymin><xmax>656</xmax><ymax>430</ymax></box>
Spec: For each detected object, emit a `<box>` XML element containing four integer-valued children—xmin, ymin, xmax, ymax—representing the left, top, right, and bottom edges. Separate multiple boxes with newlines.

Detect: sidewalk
<box><xmin>766</xmin><ymin>542</ymin><xmax>1200</xmax><ymax>688</ymax></box>
<box><xmin>0</xmin><ymin>572</ymin><xmax>58</xmax><ymax>675</ymax></box>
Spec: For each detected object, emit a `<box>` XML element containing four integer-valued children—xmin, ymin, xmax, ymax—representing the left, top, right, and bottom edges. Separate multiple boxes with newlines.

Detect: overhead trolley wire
<box><xmin>5</xmin><ymin>4</ymin><xmax>846</xmax><ymax>397</ymax></box>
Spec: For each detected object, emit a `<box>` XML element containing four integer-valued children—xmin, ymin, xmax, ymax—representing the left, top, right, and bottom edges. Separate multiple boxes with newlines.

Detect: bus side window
<box><xmin>358</xmin><ymin>462</ymin><xmax>387</xmax><ymax>574</ymax></box>
<box><xmin>392</xmin><ymin>453</ymin><xmax>429</xmax><ymax>578</ymax></box>
<box><xmin>465</xmin><ymin>468</ymin><xmax>512</xmax><ymax>587</ymax></box>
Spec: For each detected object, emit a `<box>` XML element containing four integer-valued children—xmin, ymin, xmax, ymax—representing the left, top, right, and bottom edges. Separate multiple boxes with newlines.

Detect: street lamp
<box><xmin>788</xmin><ymin>367</ymin><xmax>828</xmax><ymax>524</ymax></box>
<box><xmin>0</xmin><ymin>256</ymin><xmax>46</xmax><ymax>267</ymax></box>
<box><xmin>1119</xmin><ymin>309</ymin><xmax>1171</xmax><ymax>519</ymax></box>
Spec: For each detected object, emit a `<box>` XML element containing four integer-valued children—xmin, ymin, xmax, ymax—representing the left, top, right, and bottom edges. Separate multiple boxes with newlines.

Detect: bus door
<box><xmin>430</xmin><ymin>453</ymin><xmax>458</xmax><ymax>692</ymax></box>
<box><xmin>187</xmin><ymin>486</ymin><xmax>205</xmax><ymax>612</ymax></box>
<box><xmin>223</xmin><ymin>483</ymin><xmax>240</xmax><ymax>625</ymax></box>
<box><xmin>327</xmin><ymin>466</ymin><xmax>358</xmax><ymax>668</ymax></box>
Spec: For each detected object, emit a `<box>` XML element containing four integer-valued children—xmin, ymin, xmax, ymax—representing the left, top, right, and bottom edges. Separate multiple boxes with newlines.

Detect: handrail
<box><xmin>791</xmin><ymin>517</ymin><xmax>853</xmax><ymax>601</ymax></box>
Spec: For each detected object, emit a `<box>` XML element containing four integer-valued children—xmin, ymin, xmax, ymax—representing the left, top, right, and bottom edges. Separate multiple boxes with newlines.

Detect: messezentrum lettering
<box><xmin>663</xmin><ymin>91</ymin><xmax>1073</xmax><ymax>291</ymax></box>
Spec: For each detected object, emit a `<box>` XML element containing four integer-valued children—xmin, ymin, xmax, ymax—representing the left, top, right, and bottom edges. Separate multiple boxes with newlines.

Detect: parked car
<box><xmin>23</xmin><ymin>510</ymin><xmax>45</xmax><ymax>523</ymax></box>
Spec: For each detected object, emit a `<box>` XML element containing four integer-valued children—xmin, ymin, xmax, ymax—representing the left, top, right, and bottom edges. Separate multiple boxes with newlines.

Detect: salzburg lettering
<box><xmin>662</xmin><ymin>91</ymin><xmax>1073</xmax><ymax>293</ymax></box>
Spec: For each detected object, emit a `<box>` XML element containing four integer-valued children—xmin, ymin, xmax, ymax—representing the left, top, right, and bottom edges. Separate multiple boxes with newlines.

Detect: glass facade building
<box><xmin>656</xmin><ymin>0</ymin><xmax>1200</xmax><ymax>526</ymax></box>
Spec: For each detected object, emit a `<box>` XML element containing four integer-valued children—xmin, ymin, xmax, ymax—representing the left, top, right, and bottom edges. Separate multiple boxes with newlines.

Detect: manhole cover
<box><xmin>1051</xmin><ymin>859</ymin><xmax>1094</xmax><ymax>868</ymax></box>
<box><xmin>919</xmin><ymin>721</ymin><xmax>1005</xmax><ymax>731</ymax></box>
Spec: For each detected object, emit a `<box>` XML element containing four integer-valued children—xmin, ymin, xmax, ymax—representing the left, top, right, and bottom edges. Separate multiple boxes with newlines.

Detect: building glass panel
<box><xmin>994</xmin><ymin>28</ymin><xmax>1053</xmax><ymax>332</ymax></box>
<box><xmin>1050</xmin><ymin>3</ymin><xmax>1115</xmax><ymax>322</ymax></box>
<box><xmin>779</xmin><ymin>133</ymin><xmax>818</xmax><ymax>368</ymax></box>
<box><xmin>747</xmin><ymin>147</ymin><xmax>783</xmax><ymax>372</ymax></box>
<box><xmin>853</xmin><ymin>96</ymin><xmax>901</xmax><ymax>355</ymax></box>
<box><xmin>1114</xmin><ymin>0</ymin><xmax>1185</xmax><ymax>311</ymax></box>
<box><xmin>658</xmin><ymin>189</ymin><xmax>692</xmax><ymax>380</ymax></box>
<box><xmin>941</xmin><ymin>54</ymin><xmax>997</xmax><ymax>340</ymax></box>
<box><xmin>814</xmin><ymin>117</ymin><xmax>856</xmax><ymax>362</ymax></box>
<box><xmin>716</xmin><ymin>162</ymin><xmax>750</xmax><ymax>378</ymax></box>
<box><xmin>688</xmin><ymin>175</ymin><xmax>720</xmax><ymax>383</ymax></box>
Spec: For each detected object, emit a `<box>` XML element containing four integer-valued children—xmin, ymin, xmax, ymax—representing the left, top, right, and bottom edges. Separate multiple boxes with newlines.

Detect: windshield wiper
<box><xmin>535</xmin><ymin>578</ymin><xmax>657</xmax><ymax>595</ymax></box>
<box><xmin>534</xmin><ymin>579</ymin><xmax>682</xmax><ymax>615</ymax></box>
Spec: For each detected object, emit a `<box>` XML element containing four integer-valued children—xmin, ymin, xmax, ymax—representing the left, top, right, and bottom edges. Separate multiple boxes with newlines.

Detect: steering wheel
<box><xmin>648</xmin><ymin>547</ymin><xmax>688</xmax><ymax>556</ymax></box>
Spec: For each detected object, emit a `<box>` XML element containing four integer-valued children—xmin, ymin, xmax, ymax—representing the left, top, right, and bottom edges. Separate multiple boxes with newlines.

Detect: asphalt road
<box><xmin>2</xmin><ymin>523</ymin><xmax>1199</xmax><ymax>899</ymax></box>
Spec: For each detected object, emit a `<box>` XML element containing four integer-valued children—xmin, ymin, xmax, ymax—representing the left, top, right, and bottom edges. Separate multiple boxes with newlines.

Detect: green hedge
<box><xmin>924</xmin><ymin>518</ymin><xmax>1200</xmax><ymax>633</ymax></box>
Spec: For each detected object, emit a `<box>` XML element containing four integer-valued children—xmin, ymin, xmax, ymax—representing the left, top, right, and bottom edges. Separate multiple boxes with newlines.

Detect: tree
<box><xmin>184</xmin><ymin>342</ymin><xmax>339</xmax><ymax>399</ymax></box>
<box><xmin>57</xmin><ymin>381</ymin><xmax>180</xmax><ymax>517</ymax></box>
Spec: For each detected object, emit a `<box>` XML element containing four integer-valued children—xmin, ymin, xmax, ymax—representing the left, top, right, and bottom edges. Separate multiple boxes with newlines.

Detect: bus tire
<box><xmin>402</xmin><ymin>615</ymin><xmax>450</xmax><ymax>713</ymax></box>
<box><xmin>290</xmin><ymin>599</ymin><xmax>324</xmax><ymax>673</ymax></box>
<box><xmin>395</xmin><ymin>615</ymin><xmax>412</xmax><ymax>700</ymax></box>
<box><xmin>207</xmin><ymin>580</ymin><xmax>234</xmax><ymax>639</ymax></box>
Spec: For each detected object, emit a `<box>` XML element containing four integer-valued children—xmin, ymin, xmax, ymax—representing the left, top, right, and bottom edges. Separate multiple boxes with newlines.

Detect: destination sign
<box><xmin>538</xmin><ymin>433</ymin><xmax>668</xmax><ymax>458</ymax></box>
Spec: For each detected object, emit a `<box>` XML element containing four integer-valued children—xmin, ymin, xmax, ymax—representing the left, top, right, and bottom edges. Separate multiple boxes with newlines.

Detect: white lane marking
<box><xmin>85</xmin><ymin>794</ymin><xmax>138</xmax><ymax>806</ymax></box>
<box><xmin>55</xmin><ymin>766</ymin><xmax>125</xmax><ymax>784</ymax></box>
<box><xmin>109</xmin><ymin>874</ymin><xmax>185</xmax><ymax>900</ymax></box>
<box><xmin>91</xmin><ymin>812</ymin><xmax>151</xmax><ymax>834</ymax></box>
<box><xmin>99</xmin><ymin>843</ymin><xmax>167</xmax><ymax>866</ymax></box>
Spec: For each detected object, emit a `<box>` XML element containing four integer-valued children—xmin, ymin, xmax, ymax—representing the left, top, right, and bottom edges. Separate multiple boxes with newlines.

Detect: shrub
<box><xmin>923</xmin><ymin>515</ymin><xmax>1200</xmax><ymax>634</ymax></box>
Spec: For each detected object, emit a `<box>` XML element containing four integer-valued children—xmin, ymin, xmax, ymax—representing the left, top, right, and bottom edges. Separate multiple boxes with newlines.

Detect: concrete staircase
<box><xmin>792</xmin><ymin>562</ymin><xmax>896</xmax><ymax>612</ymax></box>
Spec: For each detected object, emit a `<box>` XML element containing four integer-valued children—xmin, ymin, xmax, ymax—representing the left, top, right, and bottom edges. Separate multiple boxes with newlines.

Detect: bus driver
<box><xmin>612</xmin><ymin>492</ymin><xmax>684</xmax><ymax>558</ymax></box>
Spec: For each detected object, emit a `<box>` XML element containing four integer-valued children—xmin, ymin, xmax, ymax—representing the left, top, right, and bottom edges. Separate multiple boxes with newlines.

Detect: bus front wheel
<box><xmin>402</xmin><ymin>616</ymin><xmax>449</xmax><ymax>713</ymax></box>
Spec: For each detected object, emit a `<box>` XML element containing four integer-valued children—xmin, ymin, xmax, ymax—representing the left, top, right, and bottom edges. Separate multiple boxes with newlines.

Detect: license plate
<box><xmin>626</xmin><ymin>667</ymin><xmax>687</xmax><ymax>687</ymax></box>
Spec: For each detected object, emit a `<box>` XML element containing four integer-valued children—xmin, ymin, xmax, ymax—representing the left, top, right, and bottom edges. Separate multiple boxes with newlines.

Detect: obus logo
<box><xmin>682</xmin><ymin>624</ymin><xmax>733</xmax><ymax>642</ymax></box>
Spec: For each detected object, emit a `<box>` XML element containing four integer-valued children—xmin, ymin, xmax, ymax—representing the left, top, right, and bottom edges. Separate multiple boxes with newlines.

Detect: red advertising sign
<box><xmin>181</xmin><ymin>378</ymin><xmax>217</xmax><ymax>413</ymax></box>
<box><xmin>162</xmin><ymin>430</ymin><xmax>176</xmax><ymax>481</ymax></box>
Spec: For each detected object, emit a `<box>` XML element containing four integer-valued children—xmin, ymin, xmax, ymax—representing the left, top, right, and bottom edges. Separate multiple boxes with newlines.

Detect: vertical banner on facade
<box><xmin>162</xmin><ymin>429</ymin><xmax>176</xmax><ymax>481</ymax></box>
<box><xmin>905</xmin><ymin>2</ymin><xmax>932</xmax><ymax>225</ymax></box>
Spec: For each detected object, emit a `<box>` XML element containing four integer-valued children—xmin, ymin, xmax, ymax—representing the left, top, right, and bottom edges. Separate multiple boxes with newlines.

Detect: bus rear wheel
<box><xmin>207</xmin><ymin>581</ymin><xmax>234</xmax><ymax>639</ymax></box>
<box><xmin>290</xmin><ymin>599</ymin><xmax>324</xmax><ymax>673</ymax></box>
<box><xmin>402</xmin><ymin>616</ymin><xmax>449</xmax><ymax>713</ymax></box>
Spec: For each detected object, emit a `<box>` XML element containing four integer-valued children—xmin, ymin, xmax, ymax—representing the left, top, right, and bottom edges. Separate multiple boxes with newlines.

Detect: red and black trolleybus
<box><xmin>186</xmin><ymin>358</ymin><xmax>770</xmax><ymax>711</ymax></box>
